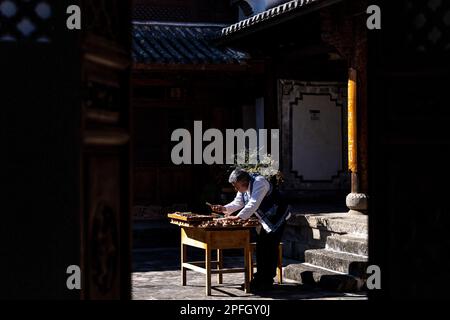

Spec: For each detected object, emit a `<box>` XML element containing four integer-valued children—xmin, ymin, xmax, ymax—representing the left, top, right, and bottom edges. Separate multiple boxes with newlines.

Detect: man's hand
<box><xmin>211</xmin><ymin>205</ymin><xmax>225</xmax><ymax>213</ymax></box>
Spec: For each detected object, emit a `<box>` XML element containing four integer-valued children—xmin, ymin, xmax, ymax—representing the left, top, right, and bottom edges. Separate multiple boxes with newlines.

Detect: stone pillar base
<box><xmin>346</xmin><ymin>192</ymin><xmax>368</xmax><ymax>215</ymax></box>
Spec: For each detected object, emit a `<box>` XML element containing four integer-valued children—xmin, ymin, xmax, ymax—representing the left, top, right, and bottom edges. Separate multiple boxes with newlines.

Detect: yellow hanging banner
<box><xmin>348</xmin><ymin>69</ymin><xmax>357</xmax><ymax>173</ymax></box>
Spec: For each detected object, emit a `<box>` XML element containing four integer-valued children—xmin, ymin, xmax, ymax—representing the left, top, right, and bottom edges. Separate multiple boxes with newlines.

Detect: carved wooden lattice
<box><xmin>0</xmin><ymin>0</ymin><xmax>53</xmax><ymax>42</ymax></box>
<box><xmin>402</xmin><ymin>0</ymin><xmax>450</xmax><ymax>53</ymax></box>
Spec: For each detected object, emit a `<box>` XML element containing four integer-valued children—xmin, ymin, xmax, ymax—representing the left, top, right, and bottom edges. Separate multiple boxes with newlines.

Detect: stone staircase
<box><xmin>283</xmin><ymin>212</ymin><xmax>368</xmax><ymax>292</ymax></box>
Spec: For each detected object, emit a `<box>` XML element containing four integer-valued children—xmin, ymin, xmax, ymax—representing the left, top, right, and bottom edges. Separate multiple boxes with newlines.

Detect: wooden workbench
<box><xmin>180</xmin><ymin>226</ymin><xmax>253</xmax><ymax>296</ymax></box>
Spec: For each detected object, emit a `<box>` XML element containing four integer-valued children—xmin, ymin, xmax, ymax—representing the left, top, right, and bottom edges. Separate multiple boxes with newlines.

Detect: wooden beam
<box><xmin>211</xmin><ymin>268</ymin><xmax>246</xmax><ymax>274</ymax></box>
<box><xmin>182</xmin><ymin>263</ymin><xmax>207</xmax><ymax>274</ymax></box>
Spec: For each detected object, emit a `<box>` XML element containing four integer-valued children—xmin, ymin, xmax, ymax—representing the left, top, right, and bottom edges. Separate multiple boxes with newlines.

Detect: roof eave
<box><xmin>217</xmin><ymin>0</ymin><xmax>345</xmax><ymax>46</ymax></box>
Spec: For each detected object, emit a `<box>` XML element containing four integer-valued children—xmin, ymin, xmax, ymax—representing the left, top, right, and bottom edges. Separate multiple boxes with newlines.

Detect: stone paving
<box><xmin>132</xmin><ymin>247</ymin><xmax>367</xmax><ymax>300</ymax></box>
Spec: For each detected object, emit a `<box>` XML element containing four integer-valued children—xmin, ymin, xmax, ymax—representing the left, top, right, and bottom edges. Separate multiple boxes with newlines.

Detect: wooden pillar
<box><xmin>348</xmin><ymin>68</ymin><xmax>358</xmax><ymax>192</ymax></box>
<box><xmin>348</xmin><ymin>69</ymin><xmax>357</xmax><ymax>167</ymax></box>
<box><xmin>346</xmin><ymin>68</ymin><xmax>368</xmax><ymax>214</ymax></box>
<box><xmin>320</xmin><ymin>1</ymin><xmax>369</xmax><ymax>214</ymax></box>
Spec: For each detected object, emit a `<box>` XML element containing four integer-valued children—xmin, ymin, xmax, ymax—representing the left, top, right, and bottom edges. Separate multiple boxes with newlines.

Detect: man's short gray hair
<box><xmin>228</xmin><ymin>168</ymin><xmax>250</xmax><ymax>184</ymax></box>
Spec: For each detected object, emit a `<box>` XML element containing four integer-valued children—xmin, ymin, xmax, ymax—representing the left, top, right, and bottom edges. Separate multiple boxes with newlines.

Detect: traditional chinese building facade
<box><xmin>131</xmin><ymin>0</ymin><xmax>370</xmax><ymax>291</ymax></box>
<box><xmin>131</xmin><ymin>0</ymin><xmax>265</xmax><ymax>214</ymax></box>
<box><xmin>2</xmin><ymin>0</ymin><xmax>449</xmax><ymax>300</ymax></box>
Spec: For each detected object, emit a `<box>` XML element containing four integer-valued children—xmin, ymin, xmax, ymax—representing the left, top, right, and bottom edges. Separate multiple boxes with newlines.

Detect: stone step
<box><xmin>326</xmin><ymin>234</ymin><xmax>368</xmax><ymax>256</ymax></box>
<box><xmin>283</xmin><ymin>263</ymin><xmax>365</xmax><ymax>292</ymax></box>
<box><xmin>305</xmin><ymin>249</ymin><xmax>368</xmax><ymax>276</ymax></box>
<box><xmin>287</xmin><ymin>212</ymin><xmax>368</xmax><ymax>235</ymax></box>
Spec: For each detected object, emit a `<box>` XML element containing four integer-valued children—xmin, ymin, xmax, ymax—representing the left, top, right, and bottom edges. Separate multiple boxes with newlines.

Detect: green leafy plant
<box><xmin>228</xmin><ymin>148</ymin><xmax>284</xmax><ymax>186</ymax></box>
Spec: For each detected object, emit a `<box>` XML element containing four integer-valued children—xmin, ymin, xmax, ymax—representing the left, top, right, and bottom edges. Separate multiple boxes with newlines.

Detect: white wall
<box><xmin>291</xmin><ymin>94</ymin><xmax>342</xmax><ymax>180</ymax></box>
<box><xmin>280</xmin><ymin>80</ymin><xmax>349</xmax><ymax>191</ymax></box>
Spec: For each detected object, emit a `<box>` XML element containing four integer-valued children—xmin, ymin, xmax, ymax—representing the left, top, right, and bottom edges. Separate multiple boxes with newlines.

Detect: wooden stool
<box><xmin>248</xmin><ymin>242</ymin><xmax>283</xmax><ymax>284</ymax></box>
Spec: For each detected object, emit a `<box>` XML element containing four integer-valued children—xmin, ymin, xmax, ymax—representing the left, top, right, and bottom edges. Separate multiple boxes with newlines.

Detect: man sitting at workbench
<box><xmin>211</xmin><ymin>168</ymin><xmax>290</xmax><ymax>292</ymax></box>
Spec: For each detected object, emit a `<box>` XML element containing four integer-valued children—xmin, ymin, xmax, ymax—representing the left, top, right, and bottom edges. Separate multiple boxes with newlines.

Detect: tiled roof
<box><xmin>221</xmin><ymin>0</ymin><xmax>318</xmax><ymax>37</ymax></box>
<box><xmin>132</xmin><ymin>22</ymin><xmax>249</xmax><ymax>65</ymax></box>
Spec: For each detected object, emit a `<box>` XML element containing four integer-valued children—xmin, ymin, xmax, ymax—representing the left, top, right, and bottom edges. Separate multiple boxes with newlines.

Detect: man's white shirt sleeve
<box><xmin>223</xmin><ymin>176</ymin><xmax>270</xmax><ymax>220</ymax></box>
<box><xmin>223</xmin><ymin>192</ymin><xmax>245</xmax><ymax>214</ymax></box>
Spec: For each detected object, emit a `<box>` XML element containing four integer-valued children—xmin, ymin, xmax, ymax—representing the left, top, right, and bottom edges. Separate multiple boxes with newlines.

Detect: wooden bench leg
<box><xmin>244</xmin><ymin>244</ymin><xmax>250</xmax><ymax>293</ymax></box>
<box><xmin>181</xmin><ymin>243</ymin><xmax>187</xmax><ymax>286</ymax></box>
<box><xmin>248</xmin><ymin>245</ymin><xmax>254</xmax><ymax>281</ymax></box>
<box><xmin>277</xmin><ymin>243</ymin><xmax>283</xmax><ymax>284</ymax></box>
<box><xmin>217</xmin><ymin>249</ymin><xmax>223</xmax><ymax>284</ymax></box>
<box><xmin>205</xmin><ymin>245</ymin><xmax>211</xmax><ymax>296</ymax></box>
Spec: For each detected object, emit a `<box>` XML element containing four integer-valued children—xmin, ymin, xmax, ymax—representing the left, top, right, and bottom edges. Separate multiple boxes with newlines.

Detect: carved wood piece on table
<box><xmin>167</xmin><ymin>212</ymin><xmax>214</xmax><ymax>222</ymax></box>
<box><xmin>168</xmin><ymin>212</ymin><xmax>260</xmax><ymax>229</ymax></box>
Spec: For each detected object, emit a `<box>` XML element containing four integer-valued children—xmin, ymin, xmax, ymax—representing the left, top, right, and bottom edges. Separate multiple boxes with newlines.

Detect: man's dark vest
<box><xmin>242</xmin><ymin>174</ymin><xmax>288</xmax><ymax>233</ymax></box>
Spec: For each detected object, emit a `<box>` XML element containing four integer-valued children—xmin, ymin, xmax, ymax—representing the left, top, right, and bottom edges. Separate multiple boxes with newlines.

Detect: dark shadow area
<box><xmin>133</xmin><ymin>247</ymin><xmax>252</xmax><ymax>272</ymax></box>
<box><xmin>248</xmin><ymin>283</ymin><xmax>358</xmax><ymax>300</ymax></box>
<box><xmin>289</xmin><ymin>203</ymin><xmax>348</xmax><ymax>215</ymax></box>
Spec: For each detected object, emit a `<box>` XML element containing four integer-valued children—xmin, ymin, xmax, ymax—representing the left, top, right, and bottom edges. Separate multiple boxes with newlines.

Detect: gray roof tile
<box><xmin>133</xmin><ymin>22</ymin><xmax>249</xmax><ymax>65</ymax></box>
